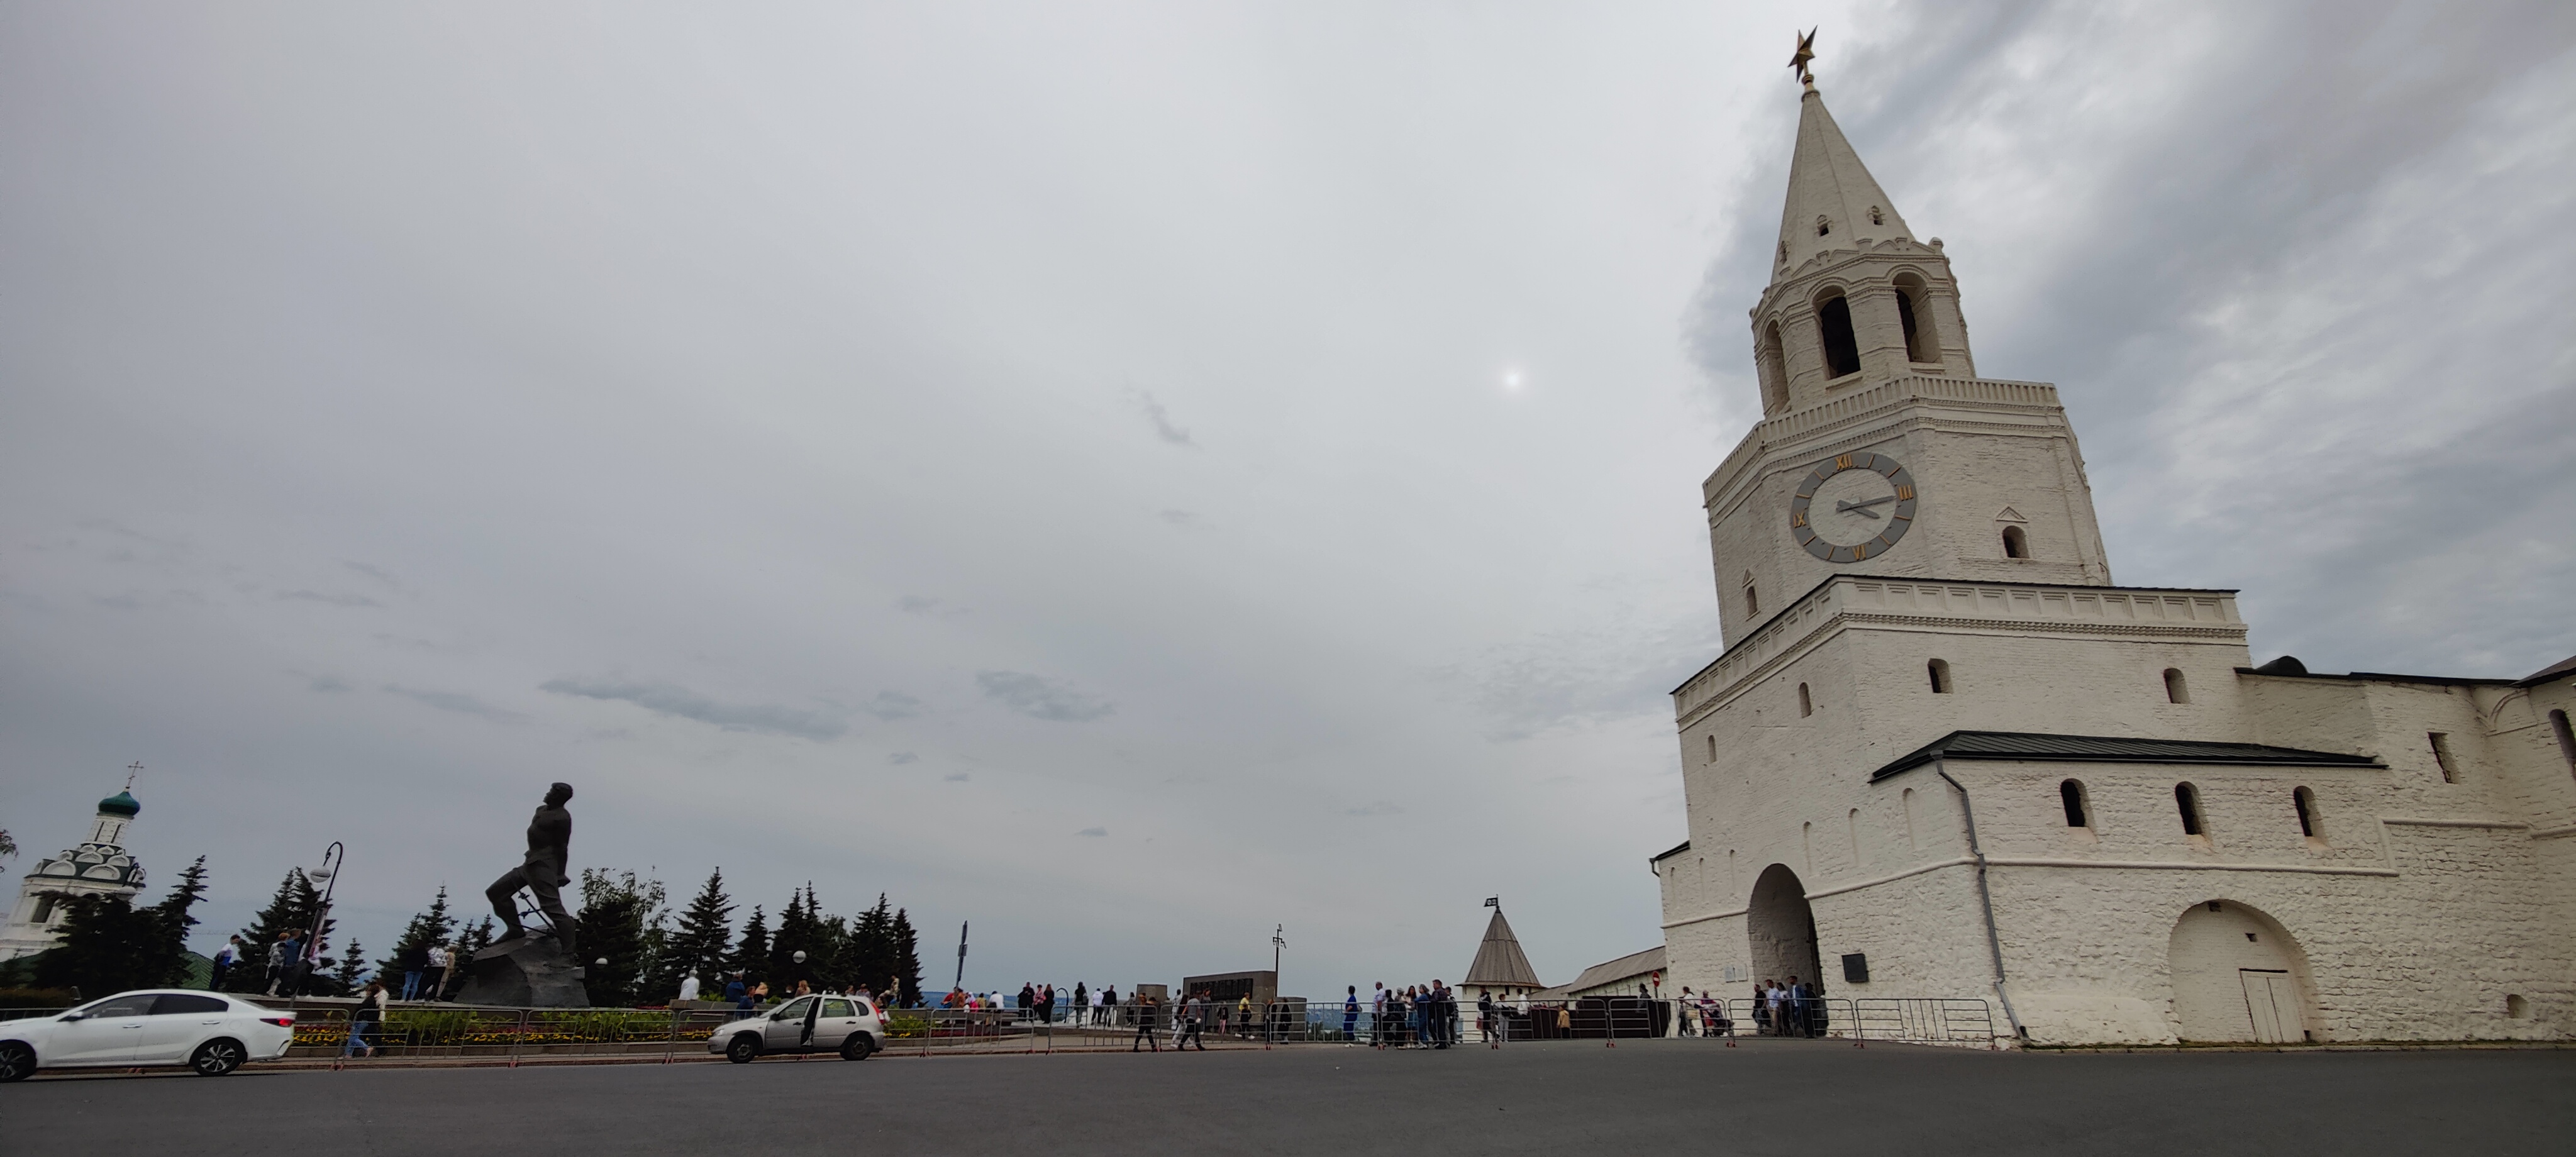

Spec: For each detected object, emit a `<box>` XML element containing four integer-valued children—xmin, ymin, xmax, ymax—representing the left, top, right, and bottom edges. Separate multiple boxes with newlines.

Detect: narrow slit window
<box><xmin>2549</xmin><ymin>709</ymin><xmax>2575</xmax><ymax>773</ymax></box>
<box><xmin>2175</xmin><ymin>782</ymin><xmax>2204</xmax><ymax>836</ymax></box>
<box><xmin>1706</xmin><ymin>734</ymin><xmax>1717</xmax><ymax>764</ymax></box>
<box><xmin>2292</xmin><ymin>786</ymin><xmax>2318</xmax><ymax>838</ymax></box>
<box><xmin>1928</xmin><ymin>658</ymin><xmax>1952</xmax><ymax>694</ymax></box>
<box><xmin>1798</xmin><ymin>683</ymin><xmax>1813</xmax><ymax>717</ymax></box>
<box><xmin>2001</xmin><ymin>525</ymin><xmax>2028</xmax><ymax>558</ymax></box>
<box><xmin>2429</xmin><ymin>732</ymin><xmax>2457</xmax><ymax>783</ymax></box>
<box><xmin>1744</xmin><ymin>580</ymin><xmax>1759</xmax><ymax>618</ymax></box>
<box><xmin>2163</xmin><ymin>668</ymin><xmax>2189</xmax><ymax>704</ymax></box>
<box><xmin>2060</xmin><ymin>780</ymin><xmax>2089</xmax><ymax>828</ymax></box>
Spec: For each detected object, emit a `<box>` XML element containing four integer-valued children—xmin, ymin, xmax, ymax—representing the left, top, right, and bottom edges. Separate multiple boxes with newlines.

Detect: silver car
<box><xmin>708</xmin><ymin>995</ymin><xmax>883</xmax><ymax>1063</ymax></box>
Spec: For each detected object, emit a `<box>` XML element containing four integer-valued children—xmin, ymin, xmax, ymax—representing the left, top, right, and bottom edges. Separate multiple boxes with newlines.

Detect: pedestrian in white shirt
<box><xmin>677</xmin><ymin>972</ymin><xmax>701</xmax><ymax>1003</ymax></box>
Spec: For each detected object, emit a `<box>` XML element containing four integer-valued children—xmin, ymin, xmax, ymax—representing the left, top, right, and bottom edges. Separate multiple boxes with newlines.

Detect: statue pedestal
<box><xmin>454</xmin><ymin>934</ymin><xmax>591</xmax><ymax>1008</ymax></box>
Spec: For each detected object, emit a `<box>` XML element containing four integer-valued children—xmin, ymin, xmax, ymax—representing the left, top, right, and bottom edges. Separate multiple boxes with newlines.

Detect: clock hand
<box><xmin>1835</xmin><ymin>495</ymin><xmax>1898</xmax><ymax>519</ymax></box>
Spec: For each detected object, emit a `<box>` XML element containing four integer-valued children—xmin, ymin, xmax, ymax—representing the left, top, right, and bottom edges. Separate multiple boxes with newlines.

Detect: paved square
<box><xmin>11</xmin><ymin>1039</ymin><xmax>2572</xmax><ymax>1154</ymax></box>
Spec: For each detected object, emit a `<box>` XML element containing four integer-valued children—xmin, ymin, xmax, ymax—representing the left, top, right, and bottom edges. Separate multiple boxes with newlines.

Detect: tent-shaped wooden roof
<box><xmin>1463</xmin><ymin>909</ymin><xmax>1543</xmax><ymax>988</ymax></box>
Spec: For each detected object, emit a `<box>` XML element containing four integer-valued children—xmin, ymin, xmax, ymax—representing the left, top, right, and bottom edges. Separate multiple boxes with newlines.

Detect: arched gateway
<box><xmin>2169</xmin><ymin>900</ymin><xmax>2313</xmax><ymax>1043</ymax></box>
<box><xmin>1746</xmin><ymin>864</ymin><xmax>1822</xmax><ymax>992</ymax></box>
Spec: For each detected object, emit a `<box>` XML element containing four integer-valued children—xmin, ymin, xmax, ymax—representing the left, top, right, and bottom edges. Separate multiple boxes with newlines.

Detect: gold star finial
<box><xmin>1789</xmin><ymin>28</ymin><xmax>1817</xmax><ymax>86</ymax></box>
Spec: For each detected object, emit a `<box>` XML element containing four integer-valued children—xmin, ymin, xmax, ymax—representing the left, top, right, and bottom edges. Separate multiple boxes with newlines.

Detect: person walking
<box><xmin>1099</xmin><ymin>986</ymin><xmax>1117</xmax><ymax>1026</ymax></box>
<box><xmin>1130</xmin><ymin>994</ymin><xmax>1160</xmax><ymax>1052</ymax></box>
<box><xmin>1343</xmin><ymin>986</ymin><xmax>1360</xmax><ymax>1043</ymax></box>
<box><xmin>421</xmin><ymin>943</ymin><xmax>451</xmax><ymax>1002</ymax></box>
<box><xmin>1477</xmin><ymin>990</ymin><xmax>1496</xmax><ymax>1047</ymax></box>
<box><xmin>397</xmin><ymin>940</ymin><xmax>429</xmax><ymax>1002</ymax></box>
<box><xmin>1179</xmin><ymin>994</ymin><xmax>1207</xmax><ymax>1051</ymax></box>
<box><xmin>264</xmin><ymin>931</ymin><xmax>297</xmax><ymax>995</ymax></box>
<box><xmin>343</xmin><ymin>980</ymin><xmax>389</xmax><ymax>1060</ymax></box>
<box><xmin>211</xmin><ymin>936</ymin><xmax>242</xmax><ymax>990</ymax></box>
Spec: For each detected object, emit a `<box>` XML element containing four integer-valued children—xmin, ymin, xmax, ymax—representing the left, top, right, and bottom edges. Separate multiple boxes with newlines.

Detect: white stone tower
<box><xmin>1654</xmin><ymin>52</ymin><xmax>2575</xmax><ymax>1046</ymax></box>
<box><xmin>1709</xmin><ymin>75</ymin><xmax>2111</xmax><ymax>648</ymax></box>
<box><xmin>0</xmin><ymin>787</ymin><xmax>148</xmax><ymax>961</ymax></box>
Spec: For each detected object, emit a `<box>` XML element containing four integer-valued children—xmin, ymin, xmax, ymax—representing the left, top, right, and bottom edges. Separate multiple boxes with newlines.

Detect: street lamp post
<box><xmin>294</xmin><ymin>842</ymin><xmax>344</xmax><ymax>998</ymax></box>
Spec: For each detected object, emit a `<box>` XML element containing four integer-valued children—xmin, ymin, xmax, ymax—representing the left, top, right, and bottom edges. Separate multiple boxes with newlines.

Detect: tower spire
<box><xmin>1772</xmin><ymin>57</ymin><xmax>1914</xmax><ymax>282</ymax></box>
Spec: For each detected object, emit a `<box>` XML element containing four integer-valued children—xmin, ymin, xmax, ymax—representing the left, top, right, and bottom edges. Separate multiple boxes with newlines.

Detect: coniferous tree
<box><xmin>152</xmin><ymin>855</ymin><xmax>212</xmax><ymax>982</ymax></box>
<box><xmin>769</xmin><ymin>887</ymin><xmax>817</xmax><ymax>988</ymax></box>
<box><xmin>577</xmin><ymin>868</ymin><xmax>666</xmax><ymax>1007</ymax></box>
<box><xmin>731</xmin><ymin>905</ymin><xmax>770</xmax><ymax>986</ymax></box>
<box><xmin>375</xmin><ymin>887</ymin><xmax>457</xmax><ymax>982</ymax></box>
<box><xmin>225</xmin><ymin>869</ymin><xmax>330</xmax><ymax>994</ymax></box>
<box><xmin>891</xmin><ymin>907</ymin><xmax>923</xmax><ymax>1007</ymax></box>
<box><xmin>460</xmin><ymin>916</ymin><xmax>496</xmax><ymax>957</ymax></box>
<box><xmin>331</xmin><ymin>939</ymin><xmax>369</xmax><ymax>991</ymax></box>
<box><xmin>847</xmin><ymin>894</ymin><xmax>895</xmax><ymax>997</ymax></box>
<box><xmin>652</xmin><ymin>868</ymin><xmax>734</xmax><ymax>998</ymax></box>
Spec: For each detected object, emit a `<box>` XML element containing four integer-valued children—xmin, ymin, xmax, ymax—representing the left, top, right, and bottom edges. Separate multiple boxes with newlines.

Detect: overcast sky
<box><xmin>5</xmin><ymin>1</ymin><xmax>2572</xmax><ymax>996</ymax></box>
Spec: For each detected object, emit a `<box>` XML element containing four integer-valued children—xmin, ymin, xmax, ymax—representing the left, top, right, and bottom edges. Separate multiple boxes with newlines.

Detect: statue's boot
<box><xmin>494</xmin><ymin>922</ymin><xmax>528</xmax><ymax>944</ymax></box>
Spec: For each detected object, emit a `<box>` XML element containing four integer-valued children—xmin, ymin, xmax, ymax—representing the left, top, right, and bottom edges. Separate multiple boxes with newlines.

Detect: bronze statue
<box><xmin>486</xmin><ymin>782</ymin><xmax>577</xmax><ymax>957</ymax></box>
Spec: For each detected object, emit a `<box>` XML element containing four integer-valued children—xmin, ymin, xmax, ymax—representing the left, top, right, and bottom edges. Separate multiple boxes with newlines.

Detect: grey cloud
<box><xmin>383</xmin><ymin>684</ymin><xmax>525</xmax><ymax>722</ymax></box>
<box><xmin>308</xmin><ymin>675</ymin><xmax>352</xmax><ymax>693</ymax></box>
<box><xmin>887</xmin><ymin>751</ymin><xmax>919</xmax><ymax>765</ymax></box>
<box><xmin>975</xmin><ymin>671</ymin><xmax>1115</xmax><ymax>722</ymax></box>
<box><xmin>865</xmin><ymin>690</ymin><xmax>925</xmax><ymax>720</ymax></box>
<box><xmin>1341</xmin><ymin>801</ymin><xmax>1403</xmax><ymax>817</ymax></box>
<box><xmin>1158</xmin><ymin>509</ymin><xmax>1197</xmax><ymax>527</ymax></box>
<box><xmin>1075</xmin><ymin>826</ymin><xmax>1106</xmax><ymax>837</ymax></box>
<box><xmin>897</xmin><ymin>595</ymin><xmax>940</xmax><ymax>615</ymax></box>
<box><xmin>942</xmin><ymin>772</ymin><xmax>970</xmax><ymax>782</ymax></box>
<box><xmin>1127</xmin><ymin>390</ymin><xmax>1195</xmax><ymax>447</ymax></box>
<box><xmin>540</xmin><ymin>678</ymin><xmax>848</xmax><ymax>739</ymax></box>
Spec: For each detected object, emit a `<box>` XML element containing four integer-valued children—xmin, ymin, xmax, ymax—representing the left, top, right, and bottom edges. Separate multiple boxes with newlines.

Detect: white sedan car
<box><xmin>708</xmin><ymin>995</ymin><xmax>883</xmax><ymax>1063</ymax></box>
<box><xmin>0</xmin><ymin>990</ymin><xmax>296</xmax><ymax>1081</ymax></box>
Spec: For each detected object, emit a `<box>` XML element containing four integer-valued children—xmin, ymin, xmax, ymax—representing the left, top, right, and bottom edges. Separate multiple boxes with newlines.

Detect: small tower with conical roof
<box><xmin>0</xmin><ymin>783</ymin><xmax>150</xmax><ymax>962</ymax></box>
<box><xmin>1461</xmin><ymin>904</ymin><xmax>1543</xmax><ymax>1006</ymax></box>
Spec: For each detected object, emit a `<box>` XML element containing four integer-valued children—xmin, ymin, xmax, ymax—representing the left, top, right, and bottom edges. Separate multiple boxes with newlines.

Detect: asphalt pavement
<box><xmin>10</xmin><ymin>1038</ymin><xmax>2572</xmax><ymax>1155</ymax></box>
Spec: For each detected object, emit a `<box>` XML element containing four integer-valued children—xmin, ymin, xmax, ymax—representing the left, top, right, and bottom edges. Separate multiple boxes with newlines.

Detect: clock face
<box><xmin>1790</xmin><ymin>451</ymin><xmax>1918</xmax><ymax>563</ymax></box>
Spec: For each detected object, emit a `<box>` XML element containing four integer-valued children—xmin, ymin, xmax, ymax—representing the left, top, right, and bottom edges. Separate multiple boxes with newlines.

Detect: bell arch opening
<box><xmin>2168</xmin><ymin>900</ymin><xmax>2314</xmax><ymax>1043</ymax></box>
<box><xmin>1815</xmin><ymin>293</ymin><xmax>1862</xmax><ymax>379</ymax></box>
<box><xmin>1746</xmin><ymin>863</ymin><xmax>1823</xmax><ymax>999</ymax></box>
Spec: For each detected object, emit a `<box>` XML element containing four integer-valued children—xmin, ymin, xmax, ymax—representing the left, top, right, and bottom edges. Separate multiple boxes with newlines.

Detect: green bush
<box><xmin>0</xmin><ymin>987</ymin><xmax>80</xmax><ymax>1010</ymax></box>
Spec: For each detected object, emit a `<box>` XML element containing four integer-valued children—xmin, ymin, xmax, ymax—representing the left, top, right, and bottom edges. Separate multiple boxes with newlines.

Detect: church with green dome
<box><xmin>0</xmin><ymin>784</ymin><xmax>150</xmax><ymax>963</ymax></box>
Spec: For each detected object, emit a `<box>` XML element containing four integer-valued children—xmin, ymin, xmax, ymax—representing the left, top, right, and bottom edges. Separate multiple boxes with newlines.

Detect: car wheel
<box><xmin>726</xmin><ymin>1033</ymin><xmax>762</xmax><ymax>1065</ymax></box>
<box><xmin>191</xmin><ymin>1038</ymin><xmax>248</xmax><ymax>1077</ymax></box>
<box><xmin>840</xmin><ymin>1032</ymin><xmax>875</xmax><ymax>1061</ymax></box>
<box><xmin>0</xmin><ymin>1042</ymin><xmax>34</xmax><ymax>1082</ymax></box>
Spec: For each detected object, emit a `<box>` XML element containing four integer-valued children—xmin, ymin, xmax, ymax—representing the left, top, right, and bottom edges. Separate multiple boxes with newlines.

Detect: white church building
<box><xmin>1</xmin><ymin>788</ymin><xmax>148</xmax><ymax>962</ymax></box>
<box><xmin>1651</xmin><ymin>73</ymin><xmax>2576</xmax><ymax>1045</ymax></box>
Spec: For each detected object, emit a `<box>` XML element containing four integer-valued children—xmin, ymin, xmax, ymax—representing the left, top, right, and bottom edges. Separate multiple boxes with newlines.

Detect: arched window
<box><xmin>1706</xmin><ymin>734</ymin><xmax>1717</xmax><ymax>764</ymax></box>
<box><xmin>2001</xmin><ymin>525</ymin><xmax>2029</xmax><ymax>559</ymax></box>
<box><xmin>1816</xmin><ymin>216</ymin><xmax>1832</xmax><ymax>238</ymax></box>
<box><xmin>1894</xmin><ymin>274</ymin><xmax>1939</xmax><ymax>363</ymax></box>
<box><xmin>1927</xmin><ymin>658</ymin><xmax>1952</xmax><ymax>694</ymax></box>
<box><xmin>2292</xmin><ymin>786</ymin><xmax>2319</xmax><ymax>839</ymax></box>
<box><xmin>2550</xmin><ymin>709</ymin><xmax>2575</xmax><ymax>773</ymax></box>
<box><xmin>1759</xmin><ymin>322</ymin><xmax>1789</xmax><ymax>412</ymax></box>
<box><xmin>1847</xmin><ymin>808</ymin><xmax>1862</xmax><ymax>863</ymax></box>
<box><xmin>1798</xmin><ymin>683</ymin><xmax>1813</xmax><ymax>717</ymax></box>
<box><xmin>2164</xmin><ymin>668</ymin><xmax>2189</xmax><ymax>704</ymax></box>
<box><xmin>1817</xmin><ymin>294</ymin><xmax>1862</xmax><ymax>379</ymax></box>
<box><xmin>2174</xmin><ymin>782</ymin><xmax>2205</xmax><ymax>836</ymax></box>
<box><xmin>2060</xmin><ymin>780</ymin><xmax>2089</xmax><ymax>828</ymax></box>
<box><xmin>1743</xmin><ymin>575</ymin><xmax>1760</xmax><ymax>619</ymax></box>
